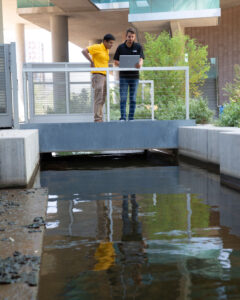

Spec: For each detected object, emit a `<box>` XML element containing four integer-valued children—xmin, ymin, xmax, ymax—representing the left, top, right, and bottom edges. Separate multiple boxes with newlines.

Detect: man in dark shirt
<box><xmin>114</xmin><ymin>28</ymin><xmax>145</xmax><ymax>120</ymax></box>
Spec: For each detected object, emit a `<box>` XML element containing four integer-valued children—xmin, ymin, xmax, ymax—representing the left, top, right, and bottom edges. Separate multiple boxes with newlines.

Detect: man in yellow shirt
<box><xmin>82</xmin><ymin>34</ymin><xmax>115</xmax><ymax>122</ymax></box>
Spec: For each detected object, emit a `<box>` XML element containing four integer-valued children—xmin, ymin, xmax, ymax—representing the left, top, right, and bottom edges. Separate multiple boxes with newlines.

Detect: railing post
<box><xmin>151</xmin><ymin>80</ymin><xmax>154</xmax><ymax>120</ymax></box>
<box><xmin>141</xmin><ymin>82</ymin><xmax>145</xmax><ymax>103</ymax></box>
<box><xmin>10</xmin><ymin>43</ymin><xmax>19</xmax><ymax>128</ymax></box>
<box><xmin>23</xmin><ymin>71</ymin><xmax>28</xmax><ymax>123</ymax></box>
<box><xmin>106</xmin><ymin>69</ymin><xmax>110</xmax><ymax>122</ymax></box>
<box><xmin>185</xmin><ymin>67</ymin><xmax>190</xmax><ymax>120</ymax></box>
<box><xmin>28</xmin><ymin>71</ymin><xmax>34</xmax><ymax>122</ymax></box>
<box><xmin>65</xmin><ymin>66</ymin><xmax>70</xmax><ymax>114</ymax></box>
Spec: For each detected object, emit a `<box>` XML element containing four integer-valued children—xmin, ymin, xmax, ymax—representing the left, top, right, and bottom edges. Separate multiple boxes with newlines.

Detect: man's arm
<box><xmin>135</xmin><ymin>44</ymin><xmax>145</xmax><ymax>68</ymax></box>
<box><xmin>113</xmin><ymin>46</ymin><xmax>120</xmax><ymax>67</ymax></box>
<box><xmin>82</xmin><ymin>48</ymin><xmax>94</xmax><ymax>67</ymax></box>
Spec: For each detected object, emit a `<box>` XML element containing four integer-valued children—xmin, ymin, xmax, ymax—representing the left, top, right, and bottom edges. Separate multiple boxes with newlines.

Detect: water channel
<box><xmin>37</xmin><ymin>152</ymin><xmax>240</xmax><ymax>300</ymax></box>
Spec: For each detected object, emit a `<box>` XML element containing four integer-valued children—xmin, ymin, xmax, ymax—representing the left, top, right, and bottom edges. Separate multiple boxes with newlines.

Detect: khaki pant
<box><xmin>92</xmin><ymin>73</ymin><xmax>106</xmax><ymax>122</ymax></box>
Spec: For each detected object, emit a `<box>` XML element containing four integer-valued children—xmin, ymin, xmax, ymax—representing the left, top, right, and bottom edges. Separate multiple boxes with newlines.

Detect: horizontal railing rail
<box><xmin>22</xmin><ymin>64</ymin><xmax>189</xmax><ymax>123</ymax></box>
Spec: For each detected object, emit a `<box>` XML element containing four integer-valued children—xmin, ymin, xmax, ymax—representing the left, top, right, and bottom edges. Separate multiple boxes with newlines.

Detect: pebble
<box><xmin>26</xmin><ymin>216</ymin><xmax>46</xmax><ymax>230</ymax></box>
<box><xmin>0</xmin><ymin>252</ymin><xmax>40</xmax><ymax>286</ymax></box>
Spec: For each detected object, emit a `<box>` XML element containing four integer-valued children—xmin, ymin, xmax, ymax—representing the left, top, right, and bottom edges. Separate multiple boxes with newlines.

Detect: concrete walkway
<box><xmin>0</xmin><ymin>188</ymin><xmax>48</xmax><ymax>300</ymax></box>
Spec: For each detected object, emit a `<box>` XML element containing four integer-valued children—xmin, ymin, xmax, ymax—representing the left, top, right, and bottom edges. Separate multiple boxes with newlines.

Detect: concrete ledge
<box><xmin>179</xmin><ymin>125</ymin><xmax>240</xmax><ymax>165</ymax></box>
<box><xmin>220</xmin><ymin>132</ymin><xmax>240</xmax><ymax>180</ymax></box>
<box><xmin>20</xmin><ymin>120</ymin><xmax>196</xmax><ymax>153</ymax></box>
<box><xmin>0</xmin><ymin>130</ymin><xmax>39</xmax><ymax>188</ymax></box>
<box><xmin>179</xmin><ymin>125</ymin><xmax>240</xmax><ymax>190</ymax></box>
<box><xmin>179</xmin><ymin>125</ymin><xmax>211</xmax><ymax>162</ymax></box>
<box><xmin>208</xmin><ymin>127</ymin><xmax>240</xmax><ymax>164</ymax></box>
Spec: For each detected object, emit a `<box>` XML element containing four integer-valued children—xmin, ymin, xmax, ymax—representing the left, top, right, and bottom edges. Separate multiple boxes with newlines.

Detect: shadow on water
<box><xmin>38</xmin><ymin>152</ymin><xmax>240</xmax><ymax>300</ymax></box>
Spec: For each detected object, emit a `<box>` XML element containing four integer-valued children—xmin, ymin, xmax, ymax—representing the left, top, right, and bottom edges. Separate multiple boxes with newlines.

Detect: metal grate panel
<box><xmin>0</xmin><ymin>47</ymin><xmax>7</xmax><ymax>114</ymax></box>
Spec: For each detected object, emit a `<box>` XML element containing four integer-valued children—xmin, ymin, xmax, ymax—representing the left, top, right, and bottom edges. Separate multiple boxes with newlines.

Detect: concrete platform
<box><xmin>20</xmin><ymin>120</ymin><xmax>196</xmax><ymax>153</ymax></box>
<box><xmin>0</xmin><ymin>130</ymin><xmax>39</xmax><ymax>188</ymax></box>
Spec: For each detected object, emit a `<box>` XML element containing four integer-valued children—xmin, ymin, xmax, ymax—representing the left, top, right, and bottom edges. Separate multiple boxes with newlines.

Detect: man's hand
<box><xmin>135</xmin><ymin>58</ymin><xmax>143</xmax><ymax>69</ymax></box>
<box><xmin>135</xmin><ymin>63</ymin><xmax>141</xmax><ymax>69</ymax></box>
<box><xmin>82</xmin><ymin>48</ymin><xmax>94</xmax><ymax>67</ymax></box>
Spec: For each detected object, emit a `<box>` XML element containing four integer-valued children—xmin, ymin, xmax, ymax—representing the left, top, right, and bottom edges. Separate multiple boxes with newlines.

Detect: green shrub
<box><xmin>155</xmin><ymin>97</ymin><xmax>214</xmax><ymax>124</ymax></box>
<box><xmin>143</xmin><ymin>31</ymin><xmax>210</xmax><ymax>99</ymax></box>
<box><xmin>223</xmin><ymin>64</ymin><xmax>240</xmax><ymax>103</ymax></box>
<box><xmin>216</xmin><ymin>64</ymin><xmax>240</xmax><ymax>127</ymax></box>
<box><xmin>155</xmin><ymin>98</ymin><xmax>186</xmax><ymax>120</ymax></box>
<box><xmin>216</xmin><ymin>102</ymin><xmax>240</xmax><ymax>127</ymax></box>
<box><xmin>110</xmin><ymin>97</ymin><xmax>213</xmax><ymax>123</ymax></box>
<box><xmin>189</xmin><ymin>97</ymin><xmax>214</xmax><ymax>124</ymax></box>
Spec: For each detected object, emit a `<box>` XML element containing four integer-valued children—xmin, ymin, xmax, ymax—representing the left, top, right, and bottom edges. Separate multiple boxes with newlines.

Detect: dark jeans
<box><xmin>119</xmin><ymin>77</ymin><xmax>139</xmax><ymax>120</ymax></box>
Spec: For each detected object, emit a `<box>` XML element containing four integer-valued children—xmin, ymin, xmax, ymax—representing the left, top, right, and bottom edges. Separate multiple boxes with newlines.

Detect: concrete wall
<box><xmin>220</xmin><ymin>132</ymin><xmax>240</xmax><ymax>180</ymax></box>
<box><xmin>0</xmin><ymin>130</ymin><xmax>39</xmax><ymax>187</ymax></box>
<box><xmin>179</xmin><ymin>125</ymin><xmax>240</xmax><ymax>165</ymax></box>
<box><xmin>179</xmin><ymin>125</ymin><xmax>240</xmax><ymax>189</ymax></box>
<box><xmin>20</xmin><ymin>120</ymin><xmax>195</xmax><ymax>153</ymax></box>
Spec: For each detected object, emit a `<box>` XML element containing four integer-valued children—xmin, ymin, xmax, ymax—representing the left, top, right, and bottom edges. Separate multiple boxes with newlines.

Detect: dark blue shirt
<box><xmin>114</xmin><ymin>41</ymin><xmax>145</xmax><ymax>79</ymax></box>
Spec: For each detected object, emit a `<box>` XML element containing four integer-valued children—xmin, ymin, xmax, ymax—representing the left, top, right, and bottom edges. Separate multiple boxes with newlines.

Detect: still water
<box><xmin>38</xmin><ymin>154</ymin><xmax>240</xmax><ymax>300</ymax></box>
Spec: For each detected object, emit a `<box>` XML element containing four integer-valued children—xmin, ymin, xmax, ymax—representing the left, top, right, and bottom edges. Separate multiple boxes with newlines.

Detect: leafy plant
<box><xmin>189</xmin><ymin>97</ymin><xmax>214</xmax><ymax>124</ymax></box>
<box><xmin>155</xmin><ymin>97</ymin><xmax>213</xmax><ymax>124</ymax></box>
<box><xmin>216</xmin><ymin>102</ymin><xmax>240</xmax><ymax>127</ymax></box>
<box><xmin>216</xmin><ymin>64</ymin><xmax>240</xmax><ymax>127</ymax></box>
<box><xmin>223</xmin><ymin>64</ymin><xmax>240</xmax><ymax>103</ymax></box>
<box><xmin>143</xmin><ymin>31</ymin><xmax>210</xmax><ymax>100</ymax></box>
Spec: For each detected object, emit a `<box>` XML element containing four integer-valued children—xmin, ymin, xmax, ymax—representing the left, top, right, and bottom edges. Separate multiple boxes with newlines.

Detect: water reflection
<box><xmin>121</xmin><ymin>194</ymin><xmax>142</xmax><ymax>242</ymax></box>
<box><xmin>119</xmin><ymin>194</ymin><xmax>147</xmax><ymax>288</ymax></box>
<box><xmin>38</xmin><ymin>162</ymin><xmax>240</xmax><ymax>300</ymax></box>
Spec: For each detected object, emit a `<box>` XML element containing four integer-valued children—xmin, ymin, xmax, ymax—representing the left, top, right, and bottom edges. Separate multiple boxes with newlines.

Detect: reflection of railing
<box><xmin>17</xmin><ymin>0</ymin><xmax>54</xmax><ymax>8</ymax></box>
<box><xmin>129</xmin><ymin>0</ymin><xmax>220</xmax><ymax>14</ymax></box>
<box><xmin>22</xmin><ymin>63</ymin><xmax>189</xmax><ymax>123</ymax></box>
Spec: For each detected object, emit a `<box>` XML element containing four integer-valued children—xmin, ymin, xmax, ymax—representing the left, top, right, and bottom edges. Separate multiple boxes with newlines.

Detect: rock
<box><xmin>0</xmin><ymin>253</ymin><xmax>40</xmax><ymax>286</ymax></box>
<box><xmin>26</xmin><ymin>271</ymin><xmax>38</xmax><ymax>286</ymax></box>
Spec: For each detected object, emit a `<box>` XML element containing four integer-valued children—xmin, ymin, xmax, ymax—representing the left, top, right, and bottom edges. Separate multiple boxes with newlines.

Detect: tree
<box><xmin>223</xmin><ymin>64</ymin><xmax>240</xmax><ymax>103</ymax></box>
<box><xmin>142</xmin><ymin>31</ymin><xmax>210</xmax><ymax>103</ymax></box>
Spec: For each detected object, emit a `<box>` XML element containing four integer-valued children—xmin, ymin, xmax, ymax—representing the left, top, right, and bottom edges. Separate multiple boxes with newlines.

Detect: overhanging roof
<box><xmin>3</xmin><ymin>0</ymin><xmax>240</xmax><ymax>50</ymax></box>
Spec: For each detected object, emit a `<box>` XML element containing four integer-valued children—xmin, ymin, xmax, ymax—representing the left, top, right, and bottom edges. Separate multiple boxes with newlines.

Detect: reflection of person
<box><xmin>121</xmin><ymin>194</ymin><xmax>142</xmax><ymax>241</ymax></box>
<box><xmin>94</xmin><ymin>241</ymin><xmax>115</xmax><ymax>271</ymax></box>
<box><xmin>114</xmin><ymin>28</ymin><xmax>145</xmax><ymax>120</ymax></box>
<box><xmin>119</xmin><ymin>194</ymin><xmax>146</xmax><ymax>286</ymax></box>
<box><xmin>82</xmin><ymin>34</ymin><xmax>115</xmax><ymax>122</ymax></box>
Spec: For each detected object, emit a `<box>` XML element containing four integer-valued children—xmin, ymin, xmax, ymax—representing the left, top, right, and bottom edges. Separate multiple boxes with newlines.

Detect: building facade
<box><xmin>12</xmin><ymin>0</ymin><xmax>240</xmax><ymax>109</ymax></box>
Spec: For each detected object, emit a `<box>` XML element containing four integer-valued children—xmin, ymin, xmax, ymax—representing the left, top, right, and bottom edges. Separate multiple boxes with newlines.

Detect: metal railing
<box><xmin>22</xmin><ymin>63</ymin><xmax>189</xmax><ymax>123</ymax></box>
<box><xmin>0</xmin><ymin>43</ymin><xmax>18</xmax><ymax>128</ymax></box>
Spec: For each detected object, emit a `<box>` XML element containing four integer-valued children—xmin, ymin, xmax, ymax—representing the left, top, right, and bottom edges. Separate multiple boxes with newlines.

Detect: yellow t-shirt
<box><xmin>87</xmin><ymin>43</ymin><xmax>109</xmax><ymax>75</ymax></box>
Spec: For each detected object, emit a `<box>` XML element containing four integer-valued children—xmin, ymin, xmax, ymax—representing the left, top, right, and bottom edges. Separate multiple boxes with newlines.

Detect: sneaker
<box><xmin>119</xmin><ymin>118</ymin><xmax>126</xmax><ymax>121</ymax></box>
